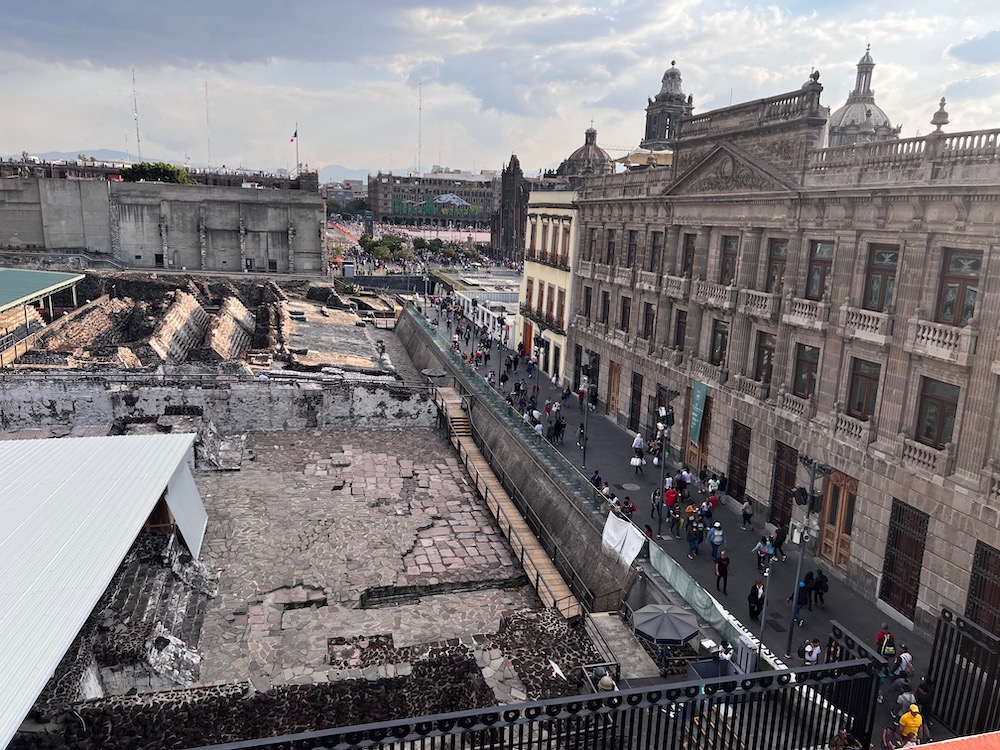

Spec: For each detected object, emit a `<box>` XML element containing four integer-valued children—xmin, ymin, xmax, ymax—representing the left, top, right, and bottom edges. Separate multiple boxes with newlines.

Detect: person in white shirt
<box><xmin>804</xmin><ymin>638</ymin><xmax>822</xmax><ymax>666</ymax></box>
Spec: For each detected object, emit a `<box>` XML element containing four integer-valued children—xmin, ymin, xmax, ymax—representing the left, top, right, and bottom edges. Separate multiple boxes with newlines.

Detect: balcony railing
<box><xmin>528</xmin><ymin>251</ymin><xmax>570</xmax><ymax>271</ymax></box>
<box><xmin>904</xmin><ymin>317</ymin><xmax>978</xmax><ymax>367</ymax></box>
<box><xmin>775</xmin><ymin>387</ymin><xmax>816</xmax><ymax>420</ymax></box>
<box><xmin>688</xmin><ymin>357</ymin><xmax>728</xmax><ymax>385</ymax></box>
<box><xmin>840</xmin><ymin>305</ymin><xmax>894</xmax><ymax>346</ymax></box>
<box><xmin>578</xmin><ymin>259</ymin><xmax>593</xmax><ymax>276</ymax></box>
<box><xmin>834</xmin><ymin>411</ymin><xmax>875</xmax><ymax>446</ymax></box>
<box><xmin>636</xmin><ymin>270</ymin><xmax>659</xmax><ymax>293</ymax></box>
<box><xmin>735</xmin><ymin>375</ymin><xmax>770</xmax><ymax>401</ymax></box>
<box><xmin>694</xmin><ymin>280</ymin><xmax>738</xmax><ymax>311</ymax></box>
<box><xmin>741</xmin><ymin>289</ymin><xmax>781</xmax><ymax>322</ymax></box>
<box><xmin>613</xmin><ymin>266</ymin><xmax>634</xmax><ymax>287</ymax></box>
<box><xmin>781</xmin><ymin>295</ymin><xmax>831</xmax><ymax>332</ymax></box>
<box><xmin>593</xmin><ymin>263</ymin><xmax>614</xmax><ymax>283</ymax></box>
<box><xmin>664</xmin><ymin>274</ymin><xmax>691</xmax><ymax>301</ymax></box>
<box><xmin>901</xmin><ymin>437</ymin><xmax>955</xmax><ymax>477</ymax></box>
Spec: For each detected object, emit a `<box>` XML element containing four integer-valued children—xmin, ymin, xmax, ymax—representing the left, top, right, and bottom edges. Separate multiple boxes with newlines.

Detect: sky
<box><xmin>3</xmin><ymin>1</ymin><xmax>999</xmax><ymax>181</ymax></box>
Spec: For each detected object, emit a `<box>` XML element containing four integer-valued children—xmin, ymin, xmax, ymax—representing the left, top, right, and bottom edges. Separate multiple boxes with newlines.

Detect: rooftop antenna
<box><xmin>131</xmin><ymin>67</ymin><xmax>143</xmax><ymax>162</ymax></box>
<box><xmin>418</xmin><ymin>78</ymin><xmax>423</xmax><ymax>177</ymax></box>
<box><xmin>205</xmin><ymin>81</ymin><xmax>212</xmax><ymax>169</ymax></box>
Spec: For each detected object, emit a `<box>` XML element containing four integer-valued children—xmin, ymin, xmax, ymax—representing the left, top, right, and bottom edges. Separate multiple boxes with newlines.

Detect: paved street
<box><xmin>428</xmin><ymin>309</ymin><xmax>938</xmax><ymax>729</ymax></box>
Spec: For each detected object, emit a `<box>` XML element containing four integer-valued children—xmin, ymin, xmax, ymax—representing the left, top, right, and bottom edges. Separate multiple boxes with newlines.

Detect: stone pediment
<box><xmin>664</xmin><ymin>143</ymin><xmax>799</xmax><ymax>196</ymax></box>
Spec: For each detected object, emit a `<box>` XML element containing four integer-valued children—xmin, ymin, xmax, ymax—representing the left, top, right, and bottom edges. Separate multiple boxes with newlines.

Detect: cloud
<box><xmin>948</xmin><ymin>30</ymin><xmax>1000</xmax><ymax>64</ymax></box>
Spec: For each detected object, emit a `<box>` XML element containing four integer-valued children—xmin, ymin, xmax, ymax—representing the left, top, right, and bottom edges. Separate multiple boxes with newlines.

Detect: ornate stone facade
<box><xmin>566</xmin><ymin>81</ymin><xmax>1000</xmax><ymax>637</ymax></box>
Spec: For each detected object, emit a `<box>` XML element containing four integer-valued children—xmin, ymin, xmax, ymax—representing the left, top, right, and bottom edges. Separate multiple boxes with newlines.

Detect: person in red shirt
<box><xmin>664</xmin><ymin>486</ymin><xmax>680</xmax><ymax>510</ymax></box>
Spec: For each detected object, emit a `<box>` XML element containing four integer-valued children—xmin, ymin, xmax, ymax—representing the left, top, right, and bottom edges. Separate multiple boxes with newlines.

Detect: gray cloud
<box><xmin>948</xmin><ymin>31</ymin><xmax>1000</xmax><ymax>64</ymax></box>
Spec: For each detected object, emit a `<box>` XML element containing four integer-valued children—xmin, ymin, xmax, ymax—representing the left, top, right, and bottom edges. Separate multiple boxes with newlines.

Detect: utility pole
<box><xmin>784</xmin><ymin>454</ymin><xmax>832</xmax><ymax>658</ymax></box>
<box><xmin>654</xmin><ymin>391</ymin><xmax>679</xmax><ymax>537</ymax></box>
<box><xmin>582</xmin><ymin>350</ymin><xmax>593</xmax><ymax>469</ymax></box>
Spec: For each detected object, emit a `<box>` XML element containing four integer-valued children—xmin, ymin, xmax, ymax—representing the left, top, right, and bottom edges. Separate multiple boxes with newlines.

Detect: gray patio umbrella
<box><xmin>632</xmin><ymin>604</ymin><xmax>700</xmax><ymax>645</ymax></box>
<box><xmin>421</xmin><ymin>368</ymin><xmax>448</xmax><ymax>378</ymax></box>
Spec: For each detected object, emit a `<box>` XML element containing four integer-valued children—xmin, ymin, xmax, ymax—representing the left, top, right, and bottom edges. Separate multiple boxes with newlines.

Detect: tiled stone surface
<box><xmin>195</xmin><ymin>428</ymin><xmax>521</xmax><ymax>686</ymax></box>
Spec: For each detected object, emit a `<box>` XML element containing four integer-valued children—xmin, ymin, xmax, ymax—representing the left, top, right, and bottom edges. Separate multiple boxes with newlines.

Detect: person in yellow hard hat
<box><xmin>898</xmin><ymin>703</ymin><xmax>922</xmax><ymax>741</ymax></box>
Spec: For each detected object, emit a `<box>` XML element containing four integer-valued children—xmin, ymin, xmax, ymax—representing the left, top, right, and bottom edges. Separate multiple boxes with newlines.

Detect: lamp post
<box><xmin>654</xmin><ymin>394</ymin><xmax>678</xmax><ymax>537</ymax></box>
<box><xmin>755</xmin><ymin>566</ymin><xmax>774</xmax><ymax>671</ymax></box>
<box><xmin>582</xmin><ymin>350</ymin><xmax>593</xmax><ymax>470</ymax></box>
<box><xmin>784</xmin><ymin>453</ymin><xmax>832</xmax><ymax>658</ymax></box>
<box><xmin>495</xmin><ymin>316</ymin><xmax>506</xmax><ymax>389</ymax></box>
<box><xmin>533</xmin><ymin>333</ymin><xmax>544</xmax><ymax>397</ymax></box>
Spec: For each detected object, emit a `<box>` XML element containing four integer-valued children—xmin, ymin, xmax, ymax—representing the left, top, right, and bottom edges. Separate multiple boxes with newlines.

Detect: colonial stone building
<box><xmin>828</xmin><ymin>47</ymin><xmax>902</xmax><ymax>148</ymax></box>
<box><xmin>517</xmin><ymin>189</ymin><xmax>579</xmax><ymax>382</ymax></box>
<box><xmin>567</xmin><ymin>71</ymin><xmax>1000</xmax><ymax>637</ymax></box>
<box><xmin>367</xmin><ymin>169</ymin><xmax>498</xmax><ymax>228</ymax></box>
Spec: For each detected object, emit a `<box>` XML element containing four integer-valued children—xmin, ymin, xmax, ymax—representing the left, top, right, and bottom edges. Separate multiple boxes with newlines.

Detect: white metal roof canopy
<box><xmin>0</xmin><ymin>433</ymin><xmax>204</xmax><ymax>748</ymax></box>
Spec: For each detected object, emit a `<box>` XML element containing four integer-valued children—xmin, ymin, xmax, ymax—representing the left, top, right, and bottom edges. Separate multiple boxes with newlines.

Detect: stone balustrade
<box><xmin>776</xmin><ymin>389</ymin><xmax>815</xmax><ymax>420</ymax></box>
<box><xmin>636</xmin><ymin>271</ymin><xmax>659</xmax><ymax>293</ymax></box>
<box><xmin>688</xmin><ymin>357</ymin><xmax>727</xmax><ymax>385</ymax></box>
<box><xmin>840</xmin><ymin>305</ymin><xmax>894</xmax><ymax>346</ymax></box>
<box><xmin>592</xmin><ymin>264</ymin><xmax>614</xmax><ymax>284</ymax></box>
<box><xmin>781</xmin><ymin>296</ymin><xmax>830</xmax><ymax>332</ymax></box>
<box><xmin>664</xmin><ymin>275</ymin><xmax>691</xmax><ymax>301</ymax></box>
<box><xmin>694</xmin><ymin>280</ymin><xmax>738</xmax><ymax>311</ymax></box>
<box><xmin>903</xmin><ymin>318</ymin><xmax>978</xmax><ymax>367</ymax></box>
<box><xmin>735</xmin><ymin>375</ymin><xmax>769</xmax><ymax>402</ymax></box>
<box><xmin>613</xmin><ymin>266</ymin><xmax>634</xmax><ymax>287</ymax></box>
<box><xmin>834</xmin><ymin>411</ymin><xmax>875</xmax><ymax>446</ymax></box>
<box><xmin>901</xmin><ymin>437</ymin><xmax>954</xmax><ymax>477</ymax></box>
<box><xmin>741</xmin><ymin>289</ymin><xmax>781</xmax><ymax>322</ymax></box>
<box><xmin>578</xmin><ymin>260</ymin><xmax>593</xmax><ymax>276</ymax></box>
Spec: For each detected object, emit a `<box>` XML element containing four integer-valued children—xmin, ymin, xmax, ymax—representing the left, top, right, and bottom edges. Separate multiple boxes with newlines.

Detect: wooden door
<box><xmin>820</xmin><ymin>471</ymin><xmax>858</xmax><ymax>571</ymax></box>
<box><xmin>608</xmin><ymin>360</ymin><xmax>622</xmax><ymax>415</ymax></box>
<box><xmin>727</xmin><ymin>421</ymin><xmax>752</xmax><ymax>502</ymax></box>
<box><xmin>769</xmin><ymin>441</ymin><xmax>798</xmax><ymax>528</ymax></box>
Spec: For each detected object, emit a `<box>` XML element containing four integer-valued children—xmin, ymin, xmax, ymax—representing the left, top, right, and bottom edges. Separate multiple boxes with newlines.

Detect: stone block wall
<box><xmin>205</xmin><ymin>296</ymin><xmax>256</xmax><ymax>360</ymax></box>
<box><xmin>148</xmin><ymin>290</ymin><xmax>210</xmax><ymax>364</ymax></box>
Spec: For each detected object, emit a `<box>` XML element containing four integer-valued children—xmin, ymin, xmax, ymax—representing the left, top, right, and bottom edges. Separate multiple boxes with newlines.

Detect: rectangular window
<box><xmin>847</xmin><ymin>358</ymin><xmax>881</xmax><ymax>421</ymax></box>
<box><xmin>766</xmin><ymin>239</ymin><xmax>789</xmax><ymax>293</ymax></box>
<box><xmin>674</xmin><ymin>310</ymin><xmax>687</xmax><ymax>351</ymax></box>
<box><xmin>562</xmin><ymin>227</ymin><xmax>571</xmax><ymax>265</ymax></box>
<box><xmin>682</xmin><ymin>233</ymin><xmax>696</xmax><ymax>275</ymax></box>
<box><xmin>626</xmin><ymin>230</ymin><xmax>639</xmax><ymax>267</ymax></box>
<box><xmin>967</xmin><ymin>541</ymin><xmax>1000</xmax><ymax>637</ymax></box>
<box><xmin>642</xmin><ymin>302</ymin><xmax>655</xmax><ymax>339</ymax></box>
<box><xmin>557</xmin><ymin>289</ymin><xmax>566</xmax><ymax>328</ymax></box>
<box><xmin>583</xmin><ymin>286</ymin><xmax>593</xmax><ymax>319</ymax></box>
<box><xmin>805</xmin><ymin>240</ymin><xmax>835</xmax><ymax>300</ymax></box>
<box><xmin>720</xmin><ymin>235</ymin><xmax>739</xmax><ymax>285</ymax></box>
<box><xmin>605</xmin><ymin>229</ymin><xmax>617</xmax><ymax>265</ymax></box>
<box><xmin>709</xmin><ymin>320</ymin><xmax>729</xmax><ymax>366</ymax></box>
<box><xmin>936</xmin><ymin>249</ymin><xmax>982</xmax><ymax>326</ymax></box>
<box><xmin>619</xmin><ymin>296</ymin><xmax>632</xmax><ymax>332</ymax></box>
<box><xmin>754</xmin><ymin>331</ymin><xmax>776</xmax><ymax>383</ymax></box>
<box><xmin>540</xmin><ymin>223</ymin><xmax>549</xmax><ymax>256</ymax></box>
<box><xmin>863</xmin><ymin>244</ymin><xmax>899</xmax><ymax>312</ymax></box>
<box><xmin>588</xmin><ymin>228</ymin><xmax>598</xmax><ymax>261</ymax></box>
<box><xmin>792</xmin><ymin>343</ymin><xmax>820</xmax><ymax>399</ymax></box>
<box><xmin>879</xmin><ymin>498</ymin><xmax>929</xmax><ymax>620</ymax></box>
<box><xmin>525</xmin><ymin>278</ymin><xmax>533</xmax><ymax>312</ymax></box>
<box><xmin>536</xmin><ymin>284</ymin><xmax>544</xmax><ymax>316</ymax></box>
<box><xmin>600</xmin><ymin>291</ymin><xmax>610</xmax><ymax>324</ymax></box>
<box><xmin>649</xmin><ymin>231</ymin><xmax>664</xmax><ymax>273</ymax></box>
<box><xmin>917</xmin><ymin>376</ymin><xmax>960</xmax><ymax>449</ymax></box>
<box><xmin>546</xmin><ymin>284</ymin><xmax>555</xmax><ymax>319</ymax></box>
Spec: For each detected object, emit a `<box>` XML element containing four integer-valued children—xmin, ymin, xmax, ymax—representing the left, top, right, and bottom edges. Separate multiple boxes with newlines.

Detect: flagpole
<box><xmin>295</xmin><ymin>122</ymin><xmax>300</xmax><ymax>175</ymax></box>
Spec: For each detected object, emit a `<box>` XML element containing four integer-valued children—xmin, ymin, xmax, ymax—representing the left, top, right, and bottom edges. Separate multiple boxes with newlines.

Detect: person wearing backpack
<box><xmin>814</xmin><ymin>569</ymin><xmax>830</xmax><ymax>606</ymax></box>
<box><xmin>894</xmin><ymin>680</ymin><xmax>916</xmax><ymax>721</ymax></box>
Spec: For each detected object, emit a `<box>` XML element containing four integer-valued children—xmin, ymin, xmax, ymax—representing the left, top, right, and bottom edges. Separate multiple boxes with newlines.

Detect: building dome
<box><xmin>557</xmin><ymin>127</ymin><xmax>613</xmax><ymax>178</ymax></box>
<box><xmin>828</xmin><ymin>46</ymin><xmax>901</xmax><ymax>147</ymax></box>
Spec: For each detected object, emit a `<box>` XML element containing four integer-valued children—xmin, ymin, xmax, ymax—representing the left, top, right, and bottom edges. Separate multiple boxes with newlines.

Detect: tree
<box><xmin>398</xmin><ymin>247</ymin><xmax>416</xmax><ymax>262</ymax></box>
<box><xmin>359</xmin><ymin>234</ymin><xmax>375</xmax><ymax>251</ymax></box>
<box><xmin>120</xmin><ymin>161</ymin><xmax>195</xmax><ymax>184</ymax></box>
<box><xmin>371</xmin><ymin>245</ymin><xmax>391</xmax><ymax>261</ymax></box>
<box><xmin>442</xmin><ymin>246</ymin><xmax>459</xmax><ymax>260</ymax></box>
<box><xmin>412</xmin><ymin>237</ymin><xmax>429</xmax><ymax>251</ymax></box>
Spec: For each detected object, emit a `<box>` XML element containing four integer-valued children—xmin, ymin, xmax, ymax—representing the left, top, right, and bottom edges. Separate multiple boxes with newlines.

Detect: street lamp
<box><xmin>784</xmin><ymin>453</ymin><xmax>832</xmax><ymax>658</ymax></box>
<box><xmin>581</xmin><ymin>351</ymin><xmax>595</xmax><ymax>469</ymax></box>
<box><xmin>533</xmin><ymin>333</ymin><xmax>544</xmax><ymax>396</ymax></box>
<box><xmin>654</xmin><ymin>394</ymin><xmax>678</xmax><ymax>537</ymax></box>
<box><xmin>495</xmin><ymin>316</ymin><xmax>506</xmax><ymax>389</ymax></box>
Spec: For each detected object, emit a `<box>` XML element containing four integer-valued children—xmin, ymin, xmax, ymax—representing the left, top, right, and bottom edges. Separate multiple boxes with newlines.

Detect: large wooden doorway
<box><xmin>727</xmin><ymin>421</ymin><xmax>751</xmax><ymax>503</ymax></box>
<box><xmin>608</xmin><ymin>360</ymin><xmax>622</xmax><ymax>415</ymax></box>
<box><xmin>628</xmin><ymin>371</ymin><xmax>643</xmax><ymax>433</ymax></box>
<box><xmin>819</xmin><ymin>470</ymin><xmax>858</xmax><ymax>571</ymax></box>
<box><xmin>769</xmin><ymin>441</ymin><xmax>798</xmax><ymax>528</ymax></box>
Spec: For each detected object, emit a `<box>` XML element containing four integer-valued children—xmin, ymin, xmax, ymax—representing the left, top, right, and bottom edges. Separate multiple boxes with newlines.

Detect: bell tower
<box><xmin>641</xmin><ymin>61</ymin><xmax>694</xmax><ymax>151</ymax></box>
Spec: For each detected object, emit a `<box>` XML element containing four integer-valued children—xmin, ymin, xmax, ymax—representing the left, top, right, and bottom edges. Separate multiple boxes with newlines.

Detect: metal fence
<box><xmin>182</xmin><ymin>657</ymin><xmax>880</xmax><ymax>750</ymax></box>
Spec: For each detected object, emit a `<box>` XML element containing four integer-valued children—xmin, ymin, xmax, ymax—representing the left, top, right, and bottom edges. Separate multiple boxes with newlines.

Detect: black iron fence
<box><xmin>182</xmin><ymin>659</ymin><xmax>880</xmax><ymax>750</ymax></box>
<box><xmin>927</xmin><ymin>607</ymin><xmax>1000</xmax><ymax>737</ymax></box>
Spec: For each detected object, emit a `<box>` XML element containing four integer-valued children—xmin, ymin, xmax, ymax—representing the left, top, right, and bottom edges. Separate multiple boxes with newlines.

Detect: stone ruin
<box><xmin>9</xmin><ymin>273</ymin><xmax>289</xmax><ymax>373</ymax></box>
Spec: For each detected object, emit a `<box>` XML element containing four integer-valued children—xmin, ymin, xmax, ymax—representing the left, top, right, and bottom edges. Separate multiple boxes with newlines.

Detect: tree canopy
<box><xmin>120</xmin><ymin>162</ymin><xmax>195</xmax><ymax>184</ymax></box>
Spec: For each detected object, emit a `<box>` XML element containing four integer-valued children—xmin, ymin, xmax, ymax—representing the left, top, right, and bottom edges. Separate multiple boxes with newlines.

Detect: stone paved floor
<box><xmin>195</xmin><ymin>428</ymin><xmax>525</xmax><ymax>687</ymax></box>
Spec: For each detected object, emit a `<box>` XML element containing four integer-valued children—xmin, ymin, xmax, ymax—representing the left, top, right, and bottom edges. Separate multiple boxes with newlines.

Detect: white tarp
<box><xmin>602</xmin><ymin>512</ymin><xmax>646</xmax><ymax>567</ymax></box>
<box><xmin>165</xmin><ymin>453</ymin><xmax>207</xmax><ymax>558</ymax></box>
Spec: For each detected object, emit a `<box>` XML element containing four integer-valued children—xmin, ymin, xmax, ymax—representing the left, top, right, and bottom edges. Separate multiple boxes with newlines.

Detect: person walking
<box><xmin>804</xmin><ymin>638</ymin><xmax>822</xmax><ymax>666</ymax></box>
<box><xmin>741</xmin><ymin>498</ymin><xmax>754</xmax><ymax>531</ymax></box>
<box><xmin>813</xmin><ymin>569</ymin><xmax>829</xmax><ymax>607</ymax></box>
<box><xmin>686</xmin><ymin>520</ymin><xmax>701</xmax><ymax>560</ymax></box>
<box><xmin>577</xmin><ymin>423</ymin><xmax>586</xmax><ymax>448</ymax></box>
<box><xmin>773</xmin><ymin>523</ymin><xmax>788</xmax><ymax>562</ymax></box>
<box><xmin>803</xmin><ymin>570</ymin><xmax>816</xmax><ymax>611</ymax></box>
<box><xmin>752</xmin><ymin>536</ymin><xmax>771</xmax><ymax>573</ymax></box>
<box><xmin>669</xmin><ymin>505</ymin><xmax>682</xmax><ymax>539</ymax></box>
<box><xmin>708</xmin><ymin>522</ymin><xmax>727</xmax><ymax>561</ymax></box>
<box><xmin>748</xmin><ymin>579</ymin><xmax>765</xmax><ymax>621</ymax></box>
<box><xmin>898</xmin><ymin>704</ymin><xmax>923</xmax><ymax>743</ymax></box>
<box><xmin>715</xmin><ymin>550</ymin><xmax>730</xmax><ymax>595</ymax></box>
<box><xmin>791</xmin><ymin>580</ymin><xmax>809</xmax><ymax>627</ymax></box>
